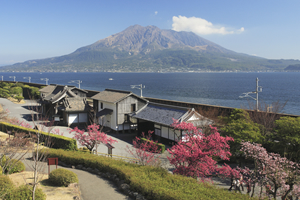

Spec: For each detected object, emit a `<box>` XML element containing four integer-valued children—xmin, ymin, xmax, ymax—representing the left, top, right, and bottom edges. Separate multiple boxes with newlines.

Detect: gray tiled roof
<box><xmin>40</xmin><ymin>85</ymin><xmax>87</xmax><ymax>95</ymax></box>
<box><xmin>64</xmin><ymin>97</ymin><xmax>90</xmax><ymax>111</ymax></box>
<box><xmin>39</xmin><ymin>85</ymin><xmax>57</xmax><ymax>94</ymax></box>
<box><xmin>91</xmin><ymin>89</ymin><xmax>132</xmax><ymax>103</ymax></box>
<box><xmin>42</xmin><ymin>86</ymin><xmax>78</xmax><ymax>103</ymax></box>
<box><xmin>131</xmin><ymin>102</ymin><xmax>190</xmax><ymax>126</ymax></box>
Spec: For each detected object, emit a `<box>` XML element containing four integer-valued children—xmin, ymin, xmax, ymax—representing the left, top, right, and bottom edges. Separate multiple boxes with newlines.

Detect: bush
<box><xmin>79</xmin><ymin>147</ymin><xmax>90</xmax><ymax>153</ymax></box>
<box><xmin>46</xmin><ymin>149</ymin><xmax>255</xmax><ymax>200</ymax></box>
<box><xmin>141</xmin><ymin>138</ymin><xmax>166</xmax><ymax>153</ymax></box>
<box><xmin>15</xmin><ymin>96</ymin><xmax>24</xmax><ymax>102</ymax></box>
<box><xmin>10</xmin><ymin>86</ymin><xmax>22</xmax><ymax>96</ymax></box>
<box><xmin>1</xmin><ymin>154</ymin><xmax>6</xmax><ymax>166</ymax></box>
<box><xmin>0</xmin><ymin>166</ymin><xmax>2</xmax><ymax>175</ymax></box>
<box><xmin>6</xmin><ymin>159</ymin><xmax>25</xmax><ymax>174</ymax></box>
<box><xmin>5</xmin><ymin>185</ymin><xmax>46</xmax><ymax>200</ymax></box>
<box><xmin>0</xmin><ymin>175</ymin><xmax>14</xmax><ymax>198</ymax></box>
<box><xmin>0</xmin><ymin>122</ymin><xmax>77</xmax><ymax>150</ymax></box>
<box><xmin>0</xmin><ymin>82</ymin><xmax>9</xmax><ymax>87</ymax></box>
<box><xmin>49</xmin><ymin>168</ymin><xmax>78</xmax><ymax>187</ymax></box>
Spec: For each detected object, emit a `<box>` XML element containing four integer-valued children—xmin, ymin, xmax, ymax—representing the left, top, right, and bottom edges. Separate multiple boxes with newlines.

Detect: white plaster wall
<box><xmin>98</xmin><ymin>101</ymin><xmax>117</xmax><ymax>130</ymax></box>
<box><xmin>187</xmin><ymin>114</ymin><xmax>199</xmax><ymax>121</ymax></box>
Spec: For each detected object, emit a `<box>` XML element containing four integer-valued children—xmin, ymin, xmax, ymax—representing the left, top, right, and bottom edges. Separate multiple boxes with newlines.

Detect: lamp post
<box><xmin>9</xmin><ymin>76</ymin><xmax>16</xmax><ymax>82</ymax></box>
<box><xmin>239</xmin><ymin>77</ymin><xmax>262</xmax><ymax>111</ymax></box>
<box><xmin>69</xmin><ymin>80</ymin><xmax>82</xmax><ymax>89</ymax></box>
<box><xmin>23</xmin><ymin>77</ymin><xmax>31</xmax><ymax>83</ymax></box>
<box><xmin>41</xmin><ymin>78</ymin><xmax>49</xmax><ymax>85</ymax></box>
<box><xmin>131</xmin><ymin>84</ymin><xmax>145</xmax><ymax>97</ymax></box>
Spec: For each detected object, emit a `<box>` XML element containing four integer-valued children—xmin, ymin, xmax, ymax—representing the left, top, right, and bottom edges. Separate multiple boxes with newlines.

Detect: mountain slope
<box><xmin>2</xmin><ymin>25</ymin><xmax>300</xmax><ymax>72</ymax></box>
<box><xmin>76</xmin><ymin>25</ymin><xmax>233</xmax><ymax>54</ymax></box>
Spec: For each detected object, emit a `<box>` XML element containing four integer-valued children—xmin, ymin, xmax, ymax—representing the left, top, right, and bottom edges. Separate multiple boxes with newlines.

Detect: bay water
<box><xmin>1</xmin><ymin>72</ymin><xmax>299</xmax><ymax>115</ymax></box>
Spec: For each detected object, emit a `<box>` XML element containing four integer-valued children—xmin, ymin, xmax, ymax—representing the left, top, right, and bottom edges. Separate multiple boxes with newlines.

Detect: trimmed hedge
<box><xmin>0</xmin><ymin>175</ymin><xmax>14</xmax><ymax>198</ymax></box>
<box><xmin>141</xmin><ymin>137</ymin><xmax>166</xmax><ymax>153</ymax></box>
<box><xmin>49</xmin><ymin>168</ymin><xmax>78</xmax><ymax>186</ymax></box>
<box><xmin>46</xmin><ymin>149</ymin><xmax>255</xmax><ymax>200</ymax></box>
<box><xmin>5</xmin><ymin>185</ymin><xmax>46</xmax><ymax>200</ymax></box>
<box><xmin>5</xmin><ymin>159</ymin><xmax>25</xmax><ymax>174</ymax></box>
<box><xmin>0</xmin><ymin>122</ymin><xmax>77</xmax><ymax>150</ymax></box>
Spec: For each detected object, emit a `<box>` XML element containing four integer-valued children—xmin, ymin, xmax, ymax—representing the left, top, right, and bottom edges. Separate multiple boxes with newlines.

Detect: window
<box><xmin>131</xmin><ymin>104</ymin><xmax>136</xmax><ymax>112</ymax></box>
<box><xmin>155</xmin><ymin>128</ymin><xmax>161</xmax><ymax>136</ymax></box>
<box><xmin>100</xmin><ymin>102</ymin><xmax>103</xmax><ymax>109</ymax></box>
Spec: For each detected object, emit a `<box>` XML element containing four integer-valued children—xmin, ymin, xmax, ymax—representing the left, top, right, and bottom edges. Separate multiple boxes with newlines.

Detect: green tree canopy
<box><xmin>220</xmin><ymin>109</ymin><xmax>263</xmax><ymax>159</ymax></box>
<box><xmin>273</xmin><ymin>116</ymin><xmax>300</xmax><ymax>161</ymax></box>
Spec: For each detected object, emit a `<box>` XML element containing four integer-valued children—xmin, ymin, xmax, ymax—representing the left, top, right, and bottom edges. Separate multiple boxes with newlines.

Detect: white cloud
<box><xmin>172</xmin><ymin>15</ymin><xmax>244</xmax><ymax>35</ymax></box>
<box><xmin>154</xmin><ymin>11</ymin><xmax>158</xmax><ymax>15</ymax></box>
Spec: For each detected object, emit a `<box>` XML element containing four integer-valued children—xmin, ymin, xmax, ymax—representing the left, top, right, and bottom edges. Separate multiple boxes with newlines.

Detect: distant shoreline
<box><xmin>0</xmin><ymin>70</ymin><xmax>299</xmax><ymax>73</ymax></box>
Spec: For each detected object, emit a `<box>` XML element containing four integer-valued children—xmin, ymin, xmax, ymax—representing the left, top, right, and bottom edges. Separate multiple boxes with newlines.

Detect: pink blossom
<box><xmin>70</xmin><ymin>123</ymin><xmax>117</xmax><ymax>152</ymax></box>
<box><xmin>126</xmin><ymin>131</ymin><xmax>161</xmax><ymax>166</ymax></box>
<box><xmin>168</xmin><ymin>121</ymin><xmax>234</xmax><ymax>180</ymax></box>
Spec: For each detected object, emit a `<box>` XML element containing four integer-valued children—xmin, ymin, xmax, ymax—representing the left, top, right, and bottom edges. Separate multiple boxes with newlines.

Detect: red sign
<box><xmin>48</xmin><ymin>157</ymin><xmax>58</xmax><ymax>165</ymax></box>
<box><xmin>47</xmin><ymin>157</ymin><xmax>58</xmax><ymax>175</ymax></box>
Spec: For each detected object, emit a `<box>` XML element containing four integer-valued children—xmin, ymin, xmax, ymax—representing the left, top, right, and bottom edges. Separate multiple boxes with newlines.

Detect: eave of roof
<box><xmin>91</xmin><ymin>89</ymin><xmax>148</xmax><ymax>104</ymax></box>
<box><xmin>131</xmin><ymin>102</ymin><xmax>190</xmax><ymax>126</ymax></box>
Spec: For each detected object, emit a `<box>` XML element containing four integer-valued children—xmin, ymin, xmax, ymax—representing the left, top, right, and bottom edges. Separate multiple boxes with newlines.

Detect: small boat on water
<box><xmin>109</xmin><ymin>78</ymin><xmax>113</xmax><ymax>80</ymax></box>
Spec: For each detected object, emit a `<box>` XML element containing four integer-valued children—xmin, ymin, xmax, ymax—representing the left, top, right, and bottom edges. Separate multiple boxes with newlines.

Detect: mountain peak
<box><xmin>4</xmin><ymin>24</ymin><xmax>299</xmax><ymax>72</ymax></box>
<box><xmin>76</xmin><ymin>25</ymin><xmax>230</xmax><ymax>54</ymax></box>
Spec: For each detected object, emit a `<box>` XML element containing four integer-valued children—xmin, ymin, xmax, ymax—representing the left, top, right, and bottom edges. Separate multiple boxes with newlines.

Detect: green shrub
<box><xmin>0</xmin><ymin>166</ymin><xmax>2</xmax><ymax>175</ymax></box>
<box><xmin>21</xmin><ymin>86</ymin><xmax>41</xmax><ymax>99</ymax></box>
<box><xmin>15</xmin><ymin>95</ymin><xmax>24</xmax><ymax>102</ymax></box>
<box><xmin>46</xmin><ymin>149</ymin><xmax>255</xmax><ymax>200</ymax></box>
<box><xmin>1</xmin><ymin>154</ymin><xmax>6</xmax><ymax>165</ymax></box>
<box><xmin>0</xmin><ymin>122</ymin><xmax>77</xmax><ymax>150</ymax></box>
<box><xmin>1</xmin><ymin>92</ymin><xmax>10</xmax><ymax>98</ymax></box>
<box><xmin>49</xmin><ymin>168</ymin><xmax>78</xmax><ymax>187</ymax></box>
<box><xmin>15</xmin><ymin>83</ymin><xmax>24</xmax><ymax>87</ymax></box>
<box><xmin>6</xmin><ymin>159</ymin><xmax>25</xmax><ymax>174</ymax></box>
<box><xmin>5</xmin><ymin>185</ymin><xmax>46</xmax><ymax>200</ymax></box>
<box><xmin>29</xmin><ymin>87</ymin><xmax>40</xmax><ymax>98</ymax></box>
<box><xmin>10</xmin><ymin>86</ymin><xmax>22</xmax><ymax>95</ymax></box>
<box><xmin>22</xmin><ymin>85</ymin><xmax>30</xmax><ymax>88</ymax></box>
<box><xmin>79</xmin><ymin>147</ymin><xmax>90</xmax><ymax>153</ymax></box>
<box><xmin>0</xmin><ymin>82</ymin><xmax>9</xmax><ymax>87</ymax></box>
<box><xmin>141</xmin><ymin>138</ymin><xmax>166</xmax><ymax>153</ymax></box>
<box><xmin>0</xmin><ymin>175</ymin><xmax>14</xmax><ymax>198</ymax></box>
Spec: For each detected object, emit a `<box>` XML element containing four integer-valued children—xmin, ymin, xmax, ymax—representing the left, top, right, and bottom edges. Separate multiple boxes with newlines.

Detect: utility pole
<box><xmin>69</xmin><ymin>80</ymin><xmax>82</xmax><ymax>89</ymax></box>
<box><xmin>9</xmin><ymin>76</ymin><xmax>16</xmax><ymax>82</ymax></box>
<box><xmin>131</xmin><ymin>84</ymin><xmax>145</xmax><ymax>97</ymax></box>
<box><xmin>256</xmin><ymin>77</ymin><xmax>259</xmax><ymax>111</ymax></box>
<box><xmin>239</xmin><ymin>77</ymin><xmax>262</xmax><ymax>111</ymax></box>
<box><xmin>23</xmin><ymin>77</ymin><xmax>31</xmax><ymax>83</ymax></box>
<box><xmin>41</xmin><ymin>78</ymin><xmax>49</xmax><ymax>85</ymax></box>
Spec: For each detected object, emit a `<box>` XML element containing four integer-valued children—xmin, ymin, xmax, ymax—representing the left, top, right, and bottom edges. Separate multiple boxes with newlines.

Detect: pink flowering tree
<box><xmin>9</xmin><ymin>118</ymin><xmax>33</xmax><ymax>129</ymax></box>
<box><xmin>126</xmin><ymin>131</ymin><xmax>161</xmax><ymax>166</ymax></box>
<box><xmin>167</xmin><ymin>121</ymin><xmax>234</xmax><ymax>180</ymax></box>
<box><xmin>70</xmin><ymin>123</ymin><xmax>117</xmax><ymax>152</ymax></box>
<box><xmin>236</xmin><ymin>142</ymin><xmax>300</xmax><ymax>199</ymax></box>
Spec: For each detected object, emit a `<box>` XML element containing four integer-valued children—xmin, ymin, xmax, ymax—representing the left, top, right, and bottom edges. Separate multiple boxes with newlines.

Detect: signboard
<box><xmin>47</xmin><ymin>157</ymin><xmax>58</xmax><ymax>175</ymax></box>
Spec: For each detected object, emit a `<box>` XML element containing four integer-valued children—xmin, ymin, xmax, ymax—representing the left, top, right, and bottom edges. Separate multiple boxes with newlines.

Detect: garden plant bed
<box><xmin>8</xmin><ymin>171</ymin><xmax>80</xmax><ymax>200</ymax></box>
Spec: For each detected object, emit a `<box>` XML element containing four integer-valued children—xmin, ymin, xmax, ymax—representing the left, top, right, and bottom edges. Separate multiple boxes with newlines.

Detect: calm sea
<box><xmin>1</xmin><ymin>72</ymin><xmax>299</xmax><ymax>115</ymax></box>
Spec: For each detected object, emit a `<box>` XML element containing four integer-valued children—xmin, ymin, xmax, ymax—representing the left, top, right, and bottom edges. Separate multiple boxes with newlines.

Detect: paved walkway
<box><xmin>21</xmin><ymin>153</ymin><xmax>130</xmax><ymax>200</ymax></box>
<box><xmin>0</xmin><ymin>98</ymin><xmax>133</xmax><ymax>200</ymax></box>
<box><xmin>0</xmin><ymin>98</ymin><xmax>243</xmax><ymax>199</ymax></box>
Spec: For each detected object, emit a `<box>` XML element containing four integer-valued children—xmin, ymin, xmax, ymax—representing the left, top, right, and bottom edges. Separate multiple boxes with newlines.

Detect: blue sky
<box><xmin>1</xmin><ymin>0</ymin><xmax>300</xmax><ymax>66</ymax></box>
